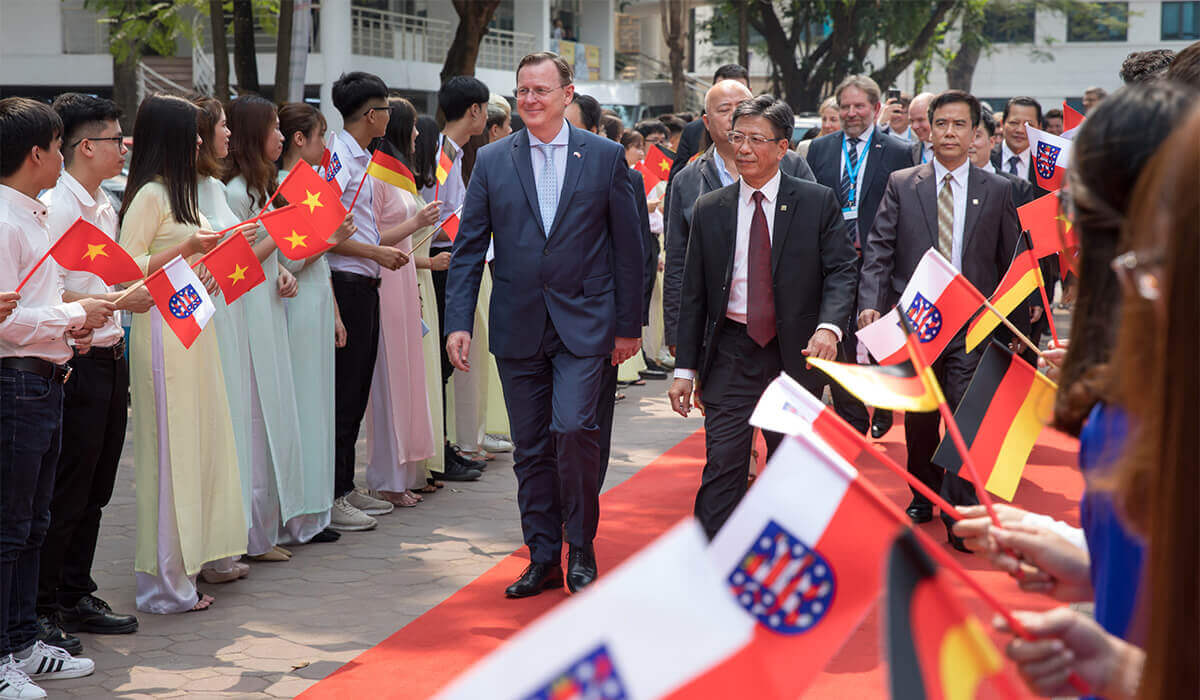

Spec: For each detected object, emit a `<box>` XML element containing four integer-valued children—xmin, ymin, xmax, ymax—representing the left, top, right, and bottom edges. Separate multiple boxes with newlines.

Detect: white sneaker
<box><xmin>330</xmin><ymin>496</ymin><xmax>378</xmax><ymax>531</ymax></box>
<box><xmin>0</xmin><ymin>657</ymin><xmax>45</xmax><ymax>699</ymax></box>
<box><xmin>347</xmin><ymin>488</ymin><xmax>394</xmax><ymax>515</ymax></box>
<box><xmin>12</xmin><ymin>642</ymin><xmax>94</xmax><ymax>681</ymax></box>
<box><xmin>481</xmin><ymin>434</ymin><xmax>514</xmax><ymax>453</ymax></box>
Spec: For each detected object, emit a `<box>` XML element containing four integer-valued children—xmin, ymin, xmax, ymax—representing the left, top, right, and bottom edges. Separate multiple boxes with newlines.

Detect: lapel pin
<box><xmin>972</xmin><ymin>198</ymin><xmax>979</xmax><ymax>205</ymax></box>
<box><xmin>780</xmin><ymin>204</ymin><xmax>788</xmax><ymax>211</ymax></box>
<box><xmin>572</xmin><ymin>151</ymin><xmax>581</xmax><ymax>158</ymax></box>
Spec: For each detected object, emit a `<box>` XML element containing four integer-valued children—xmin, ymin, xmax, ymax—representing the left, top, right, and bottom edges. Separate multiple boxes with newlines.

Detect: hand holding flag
<box><xmin>15</xmin><ymin>217</ymin><xmax>143</xmax><ymax>293</ymax></box>
<box><xmin>197</xmin><ymin>228</ymin><xmax>267</xmax><ymax>303</ymax></box>
<box><xmin>259</xmin><ymin>203</ymin><xmax>334</xmax><ymax>260</ymax></box>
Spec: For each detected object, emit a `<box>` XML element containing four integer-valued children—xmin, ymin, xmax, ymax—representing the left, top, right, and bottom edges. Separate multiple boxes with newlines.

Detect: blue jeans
<box><xmin>1</xmin><ymin>367</ymin><xmax>64</xmax><ymax>655</ymax></box>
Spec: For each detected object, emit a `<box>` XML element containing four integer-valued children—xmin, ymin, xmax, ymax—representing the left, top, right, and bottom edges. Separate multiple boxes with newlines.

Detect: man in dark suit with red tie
<box><xmin>858</xmin><ymin>90</ymin><xmax>1026</xmax><ymax>551</ymax></box>
<box><xmin>669</xmin><ymin>95</ymin><xmax>858</xmax><ymax>539</ymax></box>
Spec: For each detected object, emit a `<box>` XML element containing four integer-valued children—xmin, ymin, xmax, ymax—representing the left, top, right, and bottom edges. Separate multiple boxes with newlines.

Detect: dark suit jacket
<box><xmin>668</xmin><ymin>119</ymin><xmax>706</xmax><ymax>187</ymax></box>
<box><xmin>859</xmin><ymin>162</ymin><xmax>1029</xmax><ymax>336</ymax></box>
<box><xmin>805</xmin><ymin>128</ymin><xmax>914</xmax><ymax>245</ymax></box>
<box><xmin>629</xmin><ymin>168</ymin><xmax>657</xmax><ymax>324</ymax></box>
<box><xmin>446</xmin><ymin>123</ymin><xmax>643</xmax><ymax>359</ymax></box>
<box><xmin>676</xmin><ymin>172</ymin><xmax>858</xmax><ymax>388</ymax></box>
<box><xmin>662</xmin><ymin>148</ymin><xmax>815</xmax><ymax>345</ymax></box>
<box><xmin>990</xmin><ymin>144</ymin><xmax>1050</xmax><ymax>197</ymax></box>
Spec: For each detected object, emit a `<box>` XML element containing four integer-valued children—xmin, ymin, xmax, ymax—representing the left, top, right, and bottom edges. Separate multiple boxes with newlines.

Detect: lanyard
<box><xmin>843</xmin><ymin>130</ymin><xmax>872</xmax><ymax>207</ymax></box>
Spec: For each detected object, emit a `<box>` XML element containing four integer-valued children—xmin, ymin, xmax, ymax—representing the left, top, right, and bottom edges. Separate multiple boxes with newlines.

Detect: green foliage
<box><xmin>78</xmin><ymin>0</ymin><xmax>282</xmax><ymax>63</ymax></box>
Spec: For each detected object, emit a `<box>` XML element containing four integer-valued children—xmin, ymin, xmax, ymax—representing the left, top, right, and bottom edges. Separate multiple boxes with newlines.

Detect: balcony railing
<box><xmin>350</xmin><ymin>6</ymin><xmax>536</xmax><ymax>71</ymax></box>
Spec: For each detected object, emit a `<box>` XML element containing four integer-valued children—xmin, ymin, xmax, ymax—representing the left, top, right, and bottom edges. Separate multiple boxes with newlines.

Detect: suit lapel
<box><xmin>511</xmin><ymin>129</ymin><xmax>544</xmax><ymax>237</ymax></box>
<box><xmin>862</xmin><ymin>138</ymin><xmax>887</xmax><ymax>200</ymax></box>
<box><xmin>700</xmin><ymin>148</ymin><xmax>723</xmax><ymax>193</ymax></box>
<box><xmin>547</xmin><ymin>124</ymin><xmax>586</xmax><ymax>240</ymax></box>
<box><xmin>963</xmin><ymin>166</ymin><xmax>987</xmax><ymax>254</ymax></box>
<box><xmin>771</xmin><ymin>177</ymin><xmax>796</xmax><ymax>274</ymax></box>
<box><xmin>720</xmin><ymin>185</ymin><xmax>739</xmax><ymax>288</ymax></box>
<box><xmin>915</xmin><ymin>164</ymin><xmax>938</xmax><ymax>248</ymax></box>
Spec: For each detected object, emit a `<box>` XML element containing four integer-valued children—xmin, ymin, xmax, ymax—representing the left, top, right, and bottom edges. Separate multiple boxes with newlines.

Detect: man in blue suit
<box><xmin>445</xmin><ymin>52</ymin><xmax>644</xmax><ymax>598</ymax></box>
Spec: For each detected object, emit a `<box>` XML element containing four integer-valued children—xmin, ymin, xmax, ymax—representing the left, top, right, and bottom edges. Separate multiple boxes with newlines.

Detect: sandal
<box><xmin>405</xmin><ymin>489</ymin><xmax>424</xmax><ymax>502</ymax></box>
<box><xmin>378</xmin><ymin>490</ymin><xmax>420</xmax><ymax>507</ymax></box>
<box><xmin>199</xmin><ymin>566</ymin><xmax>241</xmax><ymax>584</ymax></box>
<box><xmin>415</xmin><ymin>484</ymin><xmax>438</xmax><ymax>494</ymax></box>
<box><xmin>426</xmin><ymin>478</ymin><xmax>445</xmax><ymax>489</ymax></box>
<box><xmin>191</xmin><ymin>592</ymin><xmax>214</xmax><ymax>612</ymax></box>
<box><xmin>273</xmin><ymin>545</ymin><xmax>293</xmax><ymax>557</ymax></box>
<box><xmin>615</xmin><ymin>392</ymin><xmax>627</xmax><ymax>402</ymax></box>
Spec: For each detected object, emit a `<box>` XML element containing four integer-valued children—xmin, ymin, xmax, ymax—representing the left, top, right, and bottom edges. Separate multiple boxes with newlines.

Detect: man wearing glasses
<box><xmin>668</xmin><ymin>95</ymin><xmax>858</xmax><ymax>539</ymax></box>
<box><xmin>445</xmin><ymin>52</ymin><xmax>643</xmax><ymax>598</ymax></box>
<box><xmin>38</xmin><ymin>94</ymin><xmax>149</xmax><ymax>646</ymax></box>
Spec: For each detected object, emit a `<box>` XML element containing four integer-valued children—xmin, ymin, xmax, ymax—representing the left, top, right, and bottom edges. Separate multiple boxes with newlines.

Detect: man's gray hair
<box><xmin>731</xmin><ymin>94</ymin><xmax>794</xmax><ymax>141</ymax></box>
<box><xmin>833</xmin><ymin>74</ymin><xmax>882</xmax><ymax>106</ymax></box>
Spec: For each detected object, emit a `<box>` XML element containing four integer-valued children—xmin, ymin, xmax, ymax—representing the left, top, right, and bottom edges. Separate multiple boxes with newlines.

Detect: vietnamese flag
<box><xmin>885</xmin><ymin>531</ymin><xmax>1017</xmax><ymax>700</ymax></box>
<box><xmin>644</xmin><ymin>143</ymin><xmax>673</xmax><ymax>181</ymax></box>
<box><xmin>276</xmin><ymin>161</ymin><xmax>347</xmax><ymax>241</ymax></box>
<box><xmin>144</xmin><ymin>255</ymin><xmax>216</xmax><ymax>349</ymax></box>
<box><xmin>440</xmin><ymin>212</ymin><xmax>460</xmax><ymax>242</ymax></box>
<box><xmin>198</xmin><ymin>230</ymin><xmax>265</xmax><ymax>303</ymax></box>
<box><xmin>855</xmin><ymin>249</ymin><xmax>987</xmax><ymax>366</ymax></box>
<box><xmin>932</xmin><ymin>342</ymin><xmax>1057</xmax><ymax>501</ymax></box>
<box><xmin>1018</xmin><ymin>189</ymin><xmax>1077</xmax><ymax>266</ymax></box>
<box><xmin>661</xmin><ymin>432</ymin><xmax>906</xmax><ymax>698</ymax></box>
<box><xmin>1025</xmin><ymin>123</ymin><xmax>1071</xmax><ymax>191</ymax></box>
<box><xmin>259</xmin><ymin>203</ymin><xmax>334</xmax><ymax>261</ymax></box>
<box><xmin>50</xmin><ymin>218</ymin><xmax>142</xmax><ymax>285</ymax></box>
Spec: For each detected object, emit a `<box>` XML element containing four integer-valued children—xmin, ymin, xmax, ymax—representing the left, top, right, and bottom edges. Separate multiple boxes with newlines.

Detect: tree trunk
<box><xmin>660</xmin><ymin>0</ymin><xmax>687</xmax><ymax>111</ymax></box>
<box><xmin>209</xmin><ymin>0</ymin><xmax>230</xmax><ymax>99</ymax></box>
<box><xmin>112</xmin><ymin>54</ymin><xmax>140</xmax><ymax>132</ymax></box>
<box><xmin>232</xmin><ymin>0</ymin><xmax>260</xmax><ymax>95</ymax></box>
<box><xmin>946</xmin><ymin>7</ymin><xmax>984</xmax><ymax>91</ymax></box>
<box><xmin>274</xmin><ymin>0</ymin><xmax>295</xmax><ymax>103</ymax></box>
<box><xmin>440</xmin><ymin>0</ymin><xmax>501</xmax><ymax>82</ymax></box>
<box><xmin>737</xmin><ymin>0</ymin><xmax>749</xmax><ymax>71</ymax></box>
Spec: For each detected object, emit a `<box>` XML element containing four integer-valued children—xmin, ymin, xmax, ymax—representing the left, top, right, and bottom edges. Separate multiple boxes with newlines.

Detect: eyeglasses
<box><xmin>514</xmin><ymin>85</ymin><xmax>568</xmax><ymax>100</ymax></box>
<box><xmin>69</xmin><ymin>136</ymin><xmax>125</xmax><ymax>149</ymax></box>
<box><xmin>1110</xmin><ymin>250</ymin><xmax>1164</xmax><ymax>301</ymax></box>
<box><xmin>362</xmin><ymin>105</ymin><xmax>389</xmax><ymax>119</ymax></box>
<box><xmin>727</xmin><ymin>131</ymin><xmax>783</xmax><ymax>147</ymax></box>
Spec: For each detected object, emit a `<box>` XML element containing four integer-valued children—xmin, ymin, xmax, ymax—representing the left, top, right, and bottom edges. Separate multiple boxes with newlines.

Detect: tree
<box><xmin>273</xmin><ymin>0</ymin><xmax>294</xmax><ymax>103</ymax></box>
<box><xmin>208</xmin><ymin>0</ymin><xmax>230</xmax><ymax>99</ymax></box>
<box><xmin>661</xmin><ymin>0</ymin><xmax>688</xmax><ymax>111</ymax></box>
<box><xmin>231</xmin><ymin>0</ymin><xmax>260</xmax><ymax>95</ymax></box>
<box><xmin>440</xmin><ymin>0</ymin><xmax>501</xmax><ymax>83</ymax></box>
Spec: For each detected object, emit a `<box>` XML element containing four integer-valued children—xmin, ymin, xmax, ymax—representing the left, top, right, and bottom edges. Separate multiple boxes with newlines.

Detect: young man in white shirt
<box><xmin>37</xmin><ymin>94</ymin><xmax>149</xmax><ymax>651</ymax></box>
<box><xmin>0</xmin><ymin>96</ymin><xmax>114</xmax><ymax>698</ymax></box>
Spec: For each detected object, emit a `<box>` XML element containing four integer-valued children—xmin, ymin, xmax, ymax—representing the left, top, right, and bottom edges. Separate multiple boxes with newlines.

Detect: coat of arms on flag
<box><xmin>523</xmin><ymin>644</ymin><xmax>628</xmax><ymax>700</ymax></box>
<box><xmin>1034</xmin><ymin>142</ymin><xmax>1061</xmax><ymax>180</ymax></box>
<box><xmin>906</xmin><ymin>293</ymin><xmax>942</xmax><ymax>343</ymax></box>
<box><xmin>326</xmin><ymin>152</ymin><xmax>341</xmax><ymax>182</ymax></box>
<box><xmin>727</xmin><ymin>520</ymin><xmax>836</xmax><ymax>635</ymax></box>
<box><xmin>168</xmin><ymin>285</ymin><xmax>204</xmax><ymax>319</ymax></box>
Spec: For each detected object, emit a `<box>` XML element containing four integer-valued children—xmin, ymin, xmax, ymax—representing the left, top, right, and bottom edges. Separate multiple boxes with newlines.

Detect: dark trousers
<box><xmin>37</xmin><ymin>350</ymin><xmax>128</xmax><ymax>614</ymax></box>
<box><xmin>595</xmin><ymin>362</ymin><xmax>619</xmax><ymax>489</ymax></box>
<box><xmin>332</xmin><ymin>273</ymin><xmax>381</xmax><ymax>498</ymax></box>
<box><xmin>431</xmin><ymin>260</ymin><xmax>454</xmax><ymax>451</ymax></box>
<box><xmin>695</xmin><ymin>323</ymin><xmax>786</xmax><ymax>540</ymax></box>
<box><xmin>1</xmin><ymin>368</ymin><xmax>64</xmax><ymax>655</ymax></box>
<box><xmin>903</xmin><ymin>334</ymin><xmax>981</xmax><ymax>526</ymax></box>
<box><xmin>496</xmin><ymin>315</ymin><xmax>607</xmax><ymax>564</ymax></box>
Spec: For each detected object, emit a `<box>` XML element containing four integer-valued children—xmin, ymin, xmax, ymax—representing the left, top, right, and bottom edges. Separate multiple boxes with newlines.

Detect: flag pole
<box><xmin>896</xmin><ymin>312</ymin><xmax>1005</xmax><ymax>530</ymax></box>
<box><xmin>979</xmin><ymin>299</ymin><xmax>1049</xmax><ymax>364</ymax></box>
<box><xmin>347</xmin><ymin>168</ymin><xmax>370</xmax><ymax>212</ymax></box>
<box><xmin>1023</xmin><ymin>230</ymin><xmax>1060</xmax><ymax>346</ymax></box>
<box><xmin>13</xmin><ymin>245</ymin><xmax>57</xmax><ymax>294</ymax></box>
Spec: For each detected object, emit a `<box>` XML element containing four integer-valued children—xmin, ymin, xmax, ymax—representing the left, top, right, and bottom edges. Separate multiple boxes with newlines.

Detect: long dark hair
<box><xmin>194</xmin><ymin>96</ymin><xmax>226</xmax><ymax>179</ymax></box>
<box><xmin>382</xmin><ymin>97</ymin><xmax>417</xmax><ymax>161</ymax></box>
<box><xmin>224</xmin><ymin>95</ymin><xmax>279</xmax><ymax>210</ymax></box>
<box><xmin>1051</xmin><ymin>82</ymin><xmax>1196</xmax><ymax>436</ymax></box>
<box><xmin>120</xmin><ymin>94</ymin><xmax>200</xmax><ymax>227</ymax></box>
<box><xmin>278</xmin><ymin>101</ymin><xmax>326</xmax><ymax>166</ymax></box>
<box><xmin>412</xmin><ymin>114</ymin><xmax>440</xmax><ymax>191</ymax></box>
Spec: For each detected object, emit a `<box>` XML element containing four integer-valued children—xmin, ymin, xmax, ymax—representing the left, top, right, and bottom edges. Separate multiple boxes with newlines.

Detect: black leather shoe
<box><xmin>947</xmin><ymin>529</ymin><xmax>973</xmax><ymax>554</ymax></box>
<box><xmin>505</xmin><ymin>561</ymin><xmax>564</xmax><ymax>598</ymax></box>
<box><xmin>35</xmin><ymin>613</ymin><xmax>82</xmax><ymax>655</ymax></box>
<box><xmin>448</xmin><ymin>448</ymin><xmax>487</xmax><ymax>471</ymax></box>
<box><xmin>905</xmin><ymin>505</ymin><xmax>933</xmax><ymax>524</ymax></box>
<box><xmin>566</xmin><ymin>545</ymin><xmax>598</xmax><ymax>594</ymax></box>
<box><xmin>870</xmin><ymin>410</ymin><xmax>893</xmax><ymax>438</ymax></box>
<box><xmin>441</xmin><ymin>460</ymin><xmax>482</xmax><ymax>481</ymax></box>
<box><xmin>310</xmin><ymin>527</ymin><xmax>342</xmax><ymax>543</ymax></box>
<box><xmin>638</xmin><ymin>368</ymin><xmax>668</xmax><ymax>380</ymax></box>
<box><xmin>59</xmin><ymin>595</ymin><xmax>138</xmax><ymax>635</ymax></box>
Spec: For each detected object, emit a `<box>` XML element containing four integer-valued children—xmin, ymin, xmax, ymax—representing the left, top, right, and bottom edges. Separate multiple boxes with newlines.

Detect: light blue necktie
<box><xmin>536</xmin><ymin>143</ymin><xmax>558</xmax><ymax>236</ymax></box>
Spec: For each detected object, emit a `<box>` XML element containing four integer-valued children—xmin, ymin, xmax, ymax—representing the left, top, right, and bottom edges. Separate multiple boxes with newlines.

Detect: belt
<box><xmin>1</xmin><ymin>357</ymin><xmax>72</xmax><ymax>384</ymax></box>
<box><xmin>75</xmin><ymin>338</ymin><xmax>124</xmax><ymax>360</ymax></box>
<box><xmin>330</xmin><ymin>270</ymin><xmax>382</xmax><ymax>289</ymax></box>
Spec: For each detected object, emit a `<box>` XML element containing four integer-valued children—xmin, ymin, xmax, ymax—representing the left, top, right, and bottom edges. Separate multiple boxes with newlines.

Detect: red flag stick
<box><xmin>348</xmin><ymin>168</ymin><xmax>370</xmax><ymax>212</ymax></box>
<box><xmin>111</xmin><ymin>220</ymin><xmax>254</xmax><ymax>305</ymax></box>
<box><xmin>13</xmin><ymin>246</ymin><xmax>55</xmax><ymax>294</ymax></box>
<box><xmin>1023</xmin><ymin>230</ymin><xmax>1061</xmax><ymax>347</ymax></box>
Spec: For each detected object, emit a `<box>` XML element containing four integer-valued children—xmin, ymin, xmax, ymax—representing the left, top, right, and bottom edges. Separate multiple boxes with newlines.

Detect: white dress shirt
<box><xmin>326</xmin><ymin>130</ymin><xmax>382</xmax><ymax>278</ymax></box>
<box><xmin>528</xmin><ymin>119</ymin><xmax>570</xmax><ymax>203</ymax></box>
<box><xmin>1000</xmin><ymin>140</ymin><xmax>1030</xmax><ymax>180</ymax></box>
<box><xmin>0</xmin><ymin>184</ymin><xmax>86</xmax><ymax>363</ymax></box>
<box><xmin>932</xmin><ymin>157</ymin><xmax>970</xmax><ymax>271</ymax></box>
<box><xmin>41</xmin><ymin>171</ymin><xmax>123</xmax><ymax>347</ymax></box>
<box><xmin>919</xmin><ymin>141</ymin><xmax>934</xmax><ymax>164</ymax></box>
<box><xmin>980</xmin><ymin>160</ymin><xmax>997</xmax><ymax>175</ymax></box>
<box><xmin>674</xmin><ymin>170</ymin><xmax>841</xmax><ymax>380</ymax></box>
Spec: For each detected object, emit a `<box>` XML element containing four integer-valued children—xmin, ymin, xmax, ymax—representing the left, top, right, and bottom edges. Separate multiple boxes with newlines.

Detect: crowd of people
<box><xmin>0</xmin><ymin>38</ymin><xmax>1197</xmax><ymax>698</ymax></box>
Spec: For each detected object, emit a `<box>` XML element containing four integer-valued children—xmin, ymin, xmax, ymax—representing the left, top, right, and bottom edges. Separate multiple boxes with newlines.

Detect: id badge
<box><xmin>842</xmin><ymin>206</ymin><xmax>859</xmax><ymax>222</ymax></box>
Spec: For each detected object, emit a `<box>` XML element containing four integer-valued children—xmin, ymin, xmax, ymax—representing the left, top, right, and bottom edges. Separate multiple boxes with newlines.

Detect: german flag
<box><xmin>366</xmin><ymin>141</ymin><xmax>419</xmax><ymax>197</ymax></box>
<box><xmin>932</xmin><ymin>342</ymin><xmax>1057</xmax><ymax>501</ymax></box>
<box><xmin>807</xmin><ymin>357</ymin><xmax>940</xmax><ymax>413</ymax></box>
<box><xmin>965</xmin><ymin>231</ymin><xmax>1040</xmax><ymax>352</ymax></box>
<box><xmin>886</xmin><ymin>530</ymin><xmax>1013</xmax><ymax>700</ymax></box>
<box><xmin>435</xmin><ymin>138</ymin><xmax>456</xmax><ymax>186</ymax></box>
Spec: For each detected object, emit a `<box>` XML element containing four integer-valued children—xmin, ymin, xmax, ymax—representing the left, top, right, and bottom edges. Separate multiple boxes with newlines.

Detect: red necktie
<box><xmin>746</xmin><ymin>190</ymin><xmax>776</xmax><ymax>346</ymax></box>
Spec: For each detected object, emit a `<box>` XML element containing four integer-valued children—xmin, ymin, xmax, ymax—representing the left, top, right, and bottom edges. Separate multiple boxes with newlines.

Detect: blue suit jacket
<box><xmin>445</xmin><ymin>123</ymin><xmax>644</xmax><ymax>359</ymax></box>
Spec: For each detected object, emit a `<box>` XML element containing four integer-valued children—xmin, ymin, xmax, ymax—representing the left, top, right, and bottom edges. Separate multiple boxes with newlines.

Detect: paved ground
<box><xmin>46</xmin><ymin>378</ymin><xmax>700</xmax><ymax>699</ymax></box>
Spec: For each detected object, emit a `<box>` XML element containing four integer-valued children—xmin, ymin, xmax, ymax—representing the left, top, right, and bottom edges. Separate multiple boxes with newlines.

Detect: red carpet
<box><xmin>302</xmin><ymin>423</ymin><xmax>1083</xmax><ymax>699</ymax></box>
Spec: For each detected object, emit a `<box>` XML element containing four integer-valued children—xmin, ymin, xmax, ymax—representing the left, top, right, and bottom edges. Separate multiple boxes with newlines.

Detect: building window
<box><xmin>1162</xmin><ymin>1</ymin><xmax>1200</xmax><ymax>40</ymax></box>
<box><xmin>1067</xmin><ymin>2</ymin><xmax>1128</xmax><ymax>42</ymax></box>
<box><xmin>983</xmin><ymin>2</ymin><xmax>1036</xmax><ymax>43</ymax></box>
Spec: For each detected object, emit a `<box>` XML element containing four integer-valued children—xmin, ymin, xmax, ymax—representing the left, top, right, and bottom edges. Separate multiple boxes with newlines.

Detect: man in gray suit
<box><xmin>662</xmin><ymin>81</ymin><xmax>814</xmax><ymax>350</ymax></box>
<box><xmin>858</xmin><ymin>90</ymin><xmax>1026</xmax><ymax>552</ymax></box>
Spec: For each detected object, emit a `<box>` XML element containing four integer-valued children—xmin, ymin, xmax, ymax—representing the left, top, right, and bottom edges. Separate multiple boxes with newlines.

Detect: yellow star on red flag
<box><xmin>285</xmin><ymin>230</ymin><xmax>308</xmax><ymax>249</ymax></box>
<box><xmin>302</xmin><ymin>190</ymin><xmax>323</xmax><ymax>213</ymax></box>
<box><xmin>228</xmin><ymin>264</ymin><xmax>247</xmax><ymax>285</ymax></box>
<box><xmin>83</xmin><ymin>243</ymin><xmax>108</xmax><ymax>261</ymax></box>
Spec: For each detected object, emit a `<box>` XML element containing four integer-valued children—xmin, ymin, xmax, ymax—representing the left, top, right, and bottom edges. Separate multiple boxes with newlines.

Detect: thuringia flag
<box><xmin>1025</xmin><ymin>123</ymin><xmax>1072</xmax><ymax>191</ymax></box>
<box><xmin>144</xmin><ymin>255</ymin><xmax>216</xmax><ymax>349</ymax></box>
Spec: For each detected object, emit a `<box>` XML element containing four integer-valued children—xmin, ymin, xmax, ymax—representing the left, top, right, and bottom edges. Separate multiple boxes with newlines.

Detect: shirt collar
<box><xmin>845</xmin><ymin>124</ymin><xmax>875</xmax><ymax>145</ymax></box>
<box><xmin>529</xmin><ymin>120</ymin><xmax>570</xmax><ymax>148</ymax></box>
<box><xmin>1002</xmin><ymin>140</ymin><xmax>1028</xmax><ymax>162</ymax></box>
<box><xmin>739</xmin><ymin>169</ymin><xmax>782</xmax><ymax>205</ymax></box>
<box><xmin>980</xmin><ymin>160</ymin><xmax>996</xmax><ymax>174</ymax></box>
<box><xmin>712</xmin><ymin>149</ymin><xmax>733</xmax><ymax>178</ymax></box>
<box><xmin>60</xmin><ymin>170</ymin><xmax>99</xmax><ymax>209</ymax></box>
<box><xmin>932</xmin><ymin>157</ymin><xmax>970</xmax><ymax>186</ymax></box>
<box><xmin>337</xmin><ymin>130</ymin><xmax>369</xmax><ymax>160</ymax></box>
<box><xmin>0</xmin><ymin>184</ymin><xmax>48</xmax><ymax>224</ymax></box>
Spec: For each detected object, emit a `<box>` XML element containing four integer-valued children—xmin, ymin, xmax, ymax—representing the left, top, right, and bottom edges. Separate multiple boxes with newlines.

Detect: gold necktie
<box><xmin>937</xmin><ymin>174</ymin><xmax>955</xmax><ymax>260</ymax></box>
